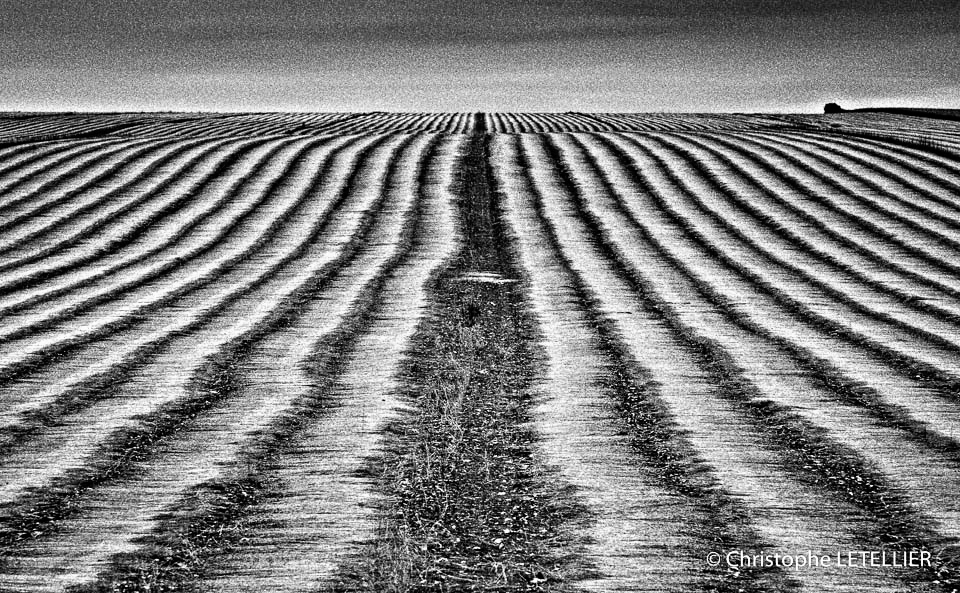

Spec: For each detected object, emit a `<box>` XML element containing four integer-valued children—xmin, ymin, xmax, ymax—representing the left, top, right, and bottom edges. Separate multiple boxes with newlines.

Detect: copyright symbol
<box><xmin>707</xmin><ymin>552</ymin><xmax>721</xmax><ymax>566</ymax></box>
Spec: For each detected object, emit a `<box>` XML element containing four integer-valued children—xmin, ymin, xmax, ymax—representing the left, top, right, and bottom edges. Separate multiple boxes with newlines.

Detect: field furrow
<box><xmin>791</xmin><ymin>132</ymin><xmax>960</xmax><ymax>210</ymax></box>
<box><xmin>517</xmin><ymin>133</ymin><xmax>916</xmax><ymax>592</ymax></box>
<box><xmin>0</xmin><ymin>140</ymin><xmax>151</xmax><ymax>230</ymax></box>
<box><xmin>640</xmin><ymin>133</ymin><xmax>960</xmax><ymax>353</ymax></box>
<box><xmin>190</xmin><ymin>134</ymin><xmax>458</xmax><ymax>593</ymax></box>
<box><xmin>0</xmin><ymin>141</ymin><xmax>124</xmax><ymax>209</ymax></box>
<box><xmin>0</xmin><ymin>135</ymin><xmax>396</xmax><ymax>489</ymax></box>
<box><xmin>0</xmin><ymin>137</ymin><xmax>254</xmax><ymax>308</ymax></box>
<box><xmin>1</xmin><ymin>112</ymin><xmax>959</xmax><ymax>591</ymax></box>
<box><xmin>0</xmin><ymin>141</ymin><xmax>112</xmax><ymax>198</ymax></box>
<box><xmin>702</xmin><ymin>132</ymin><xmax>960</xmax><ymax>303</ymax></box>
<box><xmin>496</xmin><ymin>134</ymin><xmax>788</xmax><ymax>593</ymax></box>
<box><xmin>581</xmin><ymin>133</ymin><xmax>960</xmax><ymax>437</ymax></box>
<box><xmin>823</xmin><ymin>133</ymin><xmax>960</xmax><ymax>190</ymax></box>
<box><xmin>0</xmin><ymin>137</ymin><xmax>305</xmax><ymax>338</ymax></box>
<box><xmin>0</xmin><ymin>134</ymin><xmax>438</xmax><ymax>592</ymax></box>
<box><xmin>0</xmin><ymin>137</ymin><xmax>324</xmax><ymax>372</ymax></box>
<box><xmin>613</xmin><ymin>134</ymin><xmax>960</xmax><ymax>374</ymax></box>
<box><xmin>603</xmin><ymin>135</ymin><xmax>960</xmax><ymax>396</ymax></box>
<box><xmin>567</xmin><ymin>134</ymin><xmax>960</xmax><ymax>543</ymax></box>
<box><xmin>740</xmin><ymin>133</ymin><xmax>960</xmax><ymax>275</ymax></box>
<box><xmin>750</xmin><ymin>132</ymin><xmax>960</xmax><ymax>244</ymax></box>
<box><xmin>0</xmin><ymin>138</ymin><xmax>209</xmax><ymax>271</ymax></box>
<box><xmin>682</xmin><ymin>132</ymin><xmax>960</xmax><ymax>316</ymax></box>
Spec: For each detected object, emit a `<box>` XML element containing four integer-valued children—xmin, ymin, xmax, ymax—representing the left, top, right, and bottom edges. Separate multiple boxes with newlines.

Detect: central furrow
<box><xmin>350</xmin><ymin>133</ymin><xmax>586</xmax><ymax>591</ymax></box>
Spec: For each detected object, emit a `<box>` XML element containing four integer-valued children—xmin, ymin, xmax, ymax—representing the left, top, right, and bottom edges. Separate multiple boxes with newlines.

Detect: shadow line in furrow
<box><xmin>659</xmin><ymin>132</ymin><xmax>960</xmax><ymax>330</ymax></box>
<box><xmin>571</xmin><ymin>133</ymin><xmax>960</xmax><ymax>543</ymax></box>
<box><xmin>814</xmin><ymin>130</ymin><xmax>960</xmax><ymax>189</ymax></box>
<box><xmin>0</xmin><ymin>138</ymin><xmax>273</xmax><ymax>319</ymax></box>
<box><xmin>828</xmin><ymin>128</ymin><xmax>960</xmax><ymax>165</ymax></box>
<box><xmin>0</xmin><ymin>139</ymin><xmax>160</xmax><ymax>238</ymax></box>
<box><xmin>734</xmin><ymin>132</ymin><xmax>960</xmax><ymax>281</ymax></box>
<box><xmin>0</xmin><ymin>141</ymin><xmax>110</xmax><ymax>204</ymax></box>
<box><xmin>778</xmin><ymin>133</ymin><xmax>960</xmax><ymax>223</ymax></box>
<box><xmin>720</xmin><ymin>129</ymin><xmax>960</xmax><ymax>268</ymax></box>
<box><xmin>567</xmin><ymin>133</ymin><xmax>960</xmax><ymax>473</ymax></box>
<box><xmin>0</xmin><ymin>136</ymin><xmax>307</xmax><ymax>347</ymax></box>
<box><xmin>0</xmin><ymin>136</ymin><xmax>236</xmax><ymax>291</ymax></box>
<box><xmin>348</xmin><ymin>134</ymin><xmax>586</xmax><ymax>592</ymax></box>
<box><xmin>788</xmin><ymin>131</ymin><xmax>960</xmax><ymax>214</ymax></box>
<box><xmin>0</xmin><ymin>137</ymin><xmax>325</xmax><ymax>381</ymax></box>
<box><xmin>0</xmin><ymin>134</ymin><xmax>422</xmax><ymax>562</ymax></box>
<box><xmin>0</xmin><ymin>135</ymin><xmax>390</xmax><ymax>460</ymax></box>
<box><xmin>68</xmin><ymin>134</ymin><xmax>450</xmax><ymax>593</ymax></box>
<box><xmin>623</xmin><ymin>133</ymin><xmax>960</xmax><ymax>371</ymax></box>
<box><xmin>526</xmin><ymin>134</ymin><xmax>910</xmax><ymax>592</ymax></box>
<box><xmin>607</xmin><ymin>133</ymin><xmax>960</xmax><ymax>405</ymax></box>
<box><xmin>539</xmin><ymin>133</ymin><xmax>954</xmax><ymax>589</ymax></box>
<box><xmin>687</xmin><ymin>132</ymin><xmax>960</xmax><ymax>309</ymax></box>
<box><xmin>187</xmin><ymin>133</ymin><xmax>459</xmax><ymax>593</ymax></box>
<box><xmin>506</xmin><ymin>134</ymin><xmax>793</xmax><ymax>593</ymax></box>
<box><xmin>0</xmin><ymin>140</ymin><xmax>125</xmax><ymax>213</ymax></box>
<box><xmin>750</xmin><ymin>132</ymin><xmax>960</xmax><ymax>253</ymax></box>
<box><xmin>0</xmin><ymin>137</ymin><xmax>201</xmax><ymax>270</ymax></box>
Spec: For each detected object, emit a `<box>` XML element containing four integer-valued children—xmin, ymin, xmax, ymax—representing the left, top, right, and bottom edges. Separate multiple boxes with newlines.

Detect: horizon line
<box><xmin>3</xmin><ymin>106</ymin><xmax>954</xmax><ymax>116</ymax></box>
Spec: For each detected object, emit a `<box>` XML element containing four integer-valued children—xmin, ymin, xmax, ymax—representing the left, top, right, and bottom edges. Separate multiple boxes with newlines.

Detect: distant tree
<box><xmin>824</xmin><ymin>102</ymin><xmax>844</xmax><ymax>114</ymax></box>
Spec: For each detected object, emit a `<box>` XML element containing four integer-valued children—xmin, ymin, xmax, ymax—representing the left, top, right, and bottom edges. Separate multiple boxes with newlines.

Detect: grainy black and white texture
<box><xmin>1</xmin><ymin>1</ymin><xmax>958</xmax><ymax>112</ymax></box>
<box><xmin>0</xmin><ymin>112</ymin><xmax>959</xmax><ymax>593</ymax></box>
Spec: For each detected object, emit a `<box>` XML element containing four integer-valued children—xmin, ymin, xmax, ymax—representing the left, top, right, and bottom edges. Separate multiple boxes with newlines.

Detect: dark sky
<box><xmin>1</xmin><ymin>0</ymin><xmax>957</xmax><ymax>112</ymax></box>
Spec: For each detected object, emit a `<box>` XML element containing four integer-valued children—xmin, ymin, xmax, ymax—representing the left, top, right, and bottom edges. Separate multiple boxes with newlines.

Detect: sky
<box><xmin>0</xmin><ymin>0</ymin><xmax>957</xmax><ymax>112</ymax></box>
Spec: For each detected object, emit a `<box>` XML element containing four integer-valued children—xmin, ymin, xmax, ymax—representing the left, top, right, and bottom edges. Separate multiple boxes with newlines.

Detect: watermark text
<box><xmin>706</xmin><ymin>550</ymin><xmax>932</xmax><ymax>570</ymax></box>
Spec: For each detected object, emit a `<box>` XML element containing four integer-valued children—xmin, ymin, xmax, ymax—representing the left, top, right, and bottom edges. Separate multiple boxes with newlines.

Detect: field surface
<box><xmin>0</xmin><ymin>111</ymin><xmax>959</xmax><ymax>592</ymax></box>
